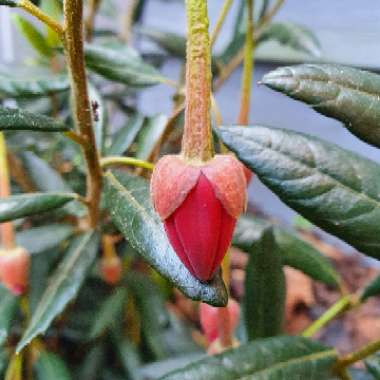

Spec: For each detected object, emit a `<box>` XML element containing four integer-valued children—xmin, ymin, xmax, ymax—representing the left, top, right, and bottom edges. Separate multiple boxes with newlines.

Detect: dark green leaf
<box><xmin>218</xmin><ymin>126</ymin><xmax>380</xmax><ymax>261</ymax></box>
<box><xmin>360</xmin><ymin>275</ymin><xmax>380</xmax><ymax>302</ymax></box>
<box><xmin>84</xmin><ymin>43</ymin><xmax>166</xmax><ymax>87</ymax></box>
<box><xmin>0</xmin><ymin>192</ymin><xmax>77</xmax><ymax>222</ymax></box>
<box><xmin>0</xmin><ymin>67</ymin><xmax>69</xmax><ymax>98</ymax></box>
<box><xmin>365</xmin><ymin>354</ymin><xmax>380</xmax><ymax>380</ymax></box>
<box><xmin>16</xmin><ymin>224</ymin><xmax>74</xmax><ymax>255</ymax></box>
<box><xmin>350</xmin><ymin>369</ymin><xmax>376</xmax><ymax>380</ymax></box>
<box><xmin>0</xmin><ymin>107</ymin><xmax>68</xmax><ymax>132</ymax></box>
<box><xmin>244</xmin><ymin>228</ymin><xmax>285</xmax><ymax>340</ymax></box>
<box><xmin>160</xmin><ymin>336</ymin><xmax>338</xmax><ymax>380</ymax></box>
<box><xmin>89</xmin><ymin>288</ymin><xmax>127</xmax><ymax>340</ymax></box>
<box><xmin>78</xmin><ymin>345</ymin><xmax>106</xmax><ymax>380</ymax></box>
<box><xmin>12</xmin><ymin>14</ymin><xmax>53</xmax><ymax>57</ymax></box>
<box><xmin>114</xmin><ymin>338</ymin><xmax>142</xmax><ymax>380</ymax></box>
<box><xmin>234</xmin><ymin>215</ymin><xmax>340</xmax><ymax>287</ymax></box>
<box><xmin>16</xmin><ymin>231</ymin><xmax>99</xmax><ymax>352</ymax></box>
<box><xmin>262</xmin><ymin>64</ymin><xmax>380</xmax><ymax>148</ymax></box>
<box><xmin>136</xmin><ymin>114</ymin><xmax>168</xmax><ymax>160</ymax></box>
<box><xmin>258</xmin><ymin>22</ymin><xmax>321</xmax><ymax>56</ymax></box>
<box><xmin>103</xmin><ymin>170</ymin><xmax>227</xmax><ymax>306</ymax></box>
<box><xmin>107</xmin><ymin>113</ymin><xmax>145</xmax><ymax>156</ymax></box>
<box><xmin>138</xmin><ymin>27</ymin><xmax>186</xmax><ymax>58</ymax></box>
<box><xmin>0</xmin><ymin>0</ymin><xmax>17</xmax><ymax>7</ymax></box>
<box><xmin>34</xmin><ymin>352</ymin><xmax>72</xmax><ymax>380</ymax></box>
<box><xmin>0</xmin><ymin>286</ymin><xmax>18</xmax><ymax>346</ymax></box>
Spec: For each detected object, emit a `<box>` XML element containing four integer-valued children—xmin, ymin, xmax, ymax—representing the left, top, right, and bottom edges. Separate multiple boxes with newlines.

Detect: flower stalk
<box><xmin>63</xmin><ymin>0</ymin><xmax>102</xmax><ymax>227</ymax></box>
<box><xmin>210</xmin><ymin>0</ymin><xmax>234</xmax><ymax>47</ymax></box>
<box><xmin>182</xmin><ymin>0</ymin><xmax>213</xmax><ymax>162</ymax></box>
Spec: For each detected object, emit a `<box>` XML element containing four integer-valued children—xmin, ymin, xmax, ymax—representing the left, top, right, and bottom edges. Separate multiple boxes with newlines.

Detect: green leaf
<box><xmin>159</xmin><ymin>336</ymin><xmax>338</xmax><ymax>380</ymax></box>
<box><xmin>16</xmin><ymin>224</ymin><xmax>74</xmax><ymax>255</ymax></box>
<box><xmin>107</xmin><ymin>113</ymin><xmax>144</xmax><ymax>156</ymax></box>
<box><xmin>34</xmin><ymin>352</ymin><xmax>72</xmax><ymax>380</ymax></box>
<box><xmin>258</xmin><ymin>22</ymin><xmax>321</xmax><ymax>57</ymax></box>
<box><xmin>89</xmin><ymin>288</ymin><xmax>127</xmax><ymax>340</ymax></box>
<box><xmin>234</xmin><ymin>215</ymin><xmax>340</xmax><ymax>287</ymax></box>
<box><xmin>103</xmin><ymin>170</ymin><xmax>227</xmax><ymax>306</ymax></box>
<box><xmin>366</xmin><ymin>354</ymin><xmax>380</xmax><ymax>380</ymax></box>
<box><xmin>0</xmin><ymin>0</ymin><xmax>18</xmax><ymax>7</ymax></box>
<box><xmin>0</xmin><ymin>286</ymin><xmax>18</xmax><ymax>346</ymax></box>
<box><xmin>138</xmin><ymin>27</ymin><xmax>186</xmax><ymax>58</ymax></box>
<box><xmin>136</xmin><ymin>114</ymin><xmax>168</xmax><ymax>160</ymax></box>
<box><xmin>21</xmin><ymin>152</ymin><xmax>85</xmax><ymax>217</ymax></box>
<box><xmin>114</xmin><ymin>338</ymin><xmax>142</xmax><ymax>380</ymax></box>
<box><xmin>16</xmin><ymin>231</ymin><xmax>99</xmax><ymax>352</ymax></box>
<box><xmin>77</xmin><ymin>345</ymin><xmax>106</xmax><ymax>380</ymax></box>
<box><xmin>12</xmin><ymin>14</ymin><xmax>52</xmax><ymax>57</ymax></box>
<box><xmin>218</xmin><ymin>126</ymin><xmax>380</xmax><ymax>261</ymax></box>
<box><xmin>84</xmin><ymin>43</ymin><xmax>166</xmax><ymax>87</ymax></box>
<box><xmin>244</xmin><ymin>228</ymin><xmax>285</xmax><ymax>340</ymax></box>
<box><xmin>88</xmin><ymin>82</ymin><xmax>107</xmax><ymax>154</ymax></box>
<box><xmin>40</xmin><ymin>0</ymin><xmax>62</xmax><ymax>47</ymax></box>
<box><xmin>0</xmin><ymin>192</ymin><xmax>77</xmax><ymax>222</ymax></box>
<box><xmin>0</xmin><ymin>107</ymin><xmax>68</xmax><ymax>132</ymax></box>
<box><xmin>350</xmin><ymin>369</ymin><xmax>375</xmax><ymax>380</ymax></box>
<box><xmin>360</xmin><ymin>275</ymin><xmax>380</xmax><ymax>302</ymax></box>
<box><xmin>262</xmin><ymin>64</ymin><xmax>380</xmax><ymax>148</ymax></box>
<box><xmin>0</xmin><ymin>67</ymin><xmax>69</xmax><ymax>98</ymax></box>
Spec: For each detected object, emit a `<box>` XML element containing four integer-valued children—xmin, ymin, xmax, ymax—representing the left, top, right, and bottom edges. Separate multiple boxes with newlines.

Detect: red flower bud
<box><xmin>0</xmin><ymin>246</ymin><xmax>30</xmax><ymax>295</ymax></box>
<box><xmin>151</xmin><ymin>154</ymin><xmax>246</xmax><ymax>281</ymax></box>
<box><xmin>199</xmin><ymin>298</ymin><xmax>240</xmax><ymax>343</ymax></box>
<box><xmin>100</xmin><ymin>256</ymin><xmax>123</xmax><ymax>285</ymax></box>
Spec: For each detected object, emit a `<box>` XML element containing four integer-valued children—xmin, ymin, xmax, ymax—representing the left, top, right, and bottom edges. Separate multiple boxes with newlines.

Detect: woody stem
<box><xmin>181</xmin><ymin>0</ymin><xmax>213</xmax><ymax>162</ymax></box>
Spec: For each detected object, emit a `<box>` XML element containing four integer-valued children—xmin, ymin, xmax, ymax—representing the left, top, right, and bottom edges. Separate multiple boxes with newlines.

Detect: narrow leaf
<box><xmin>159</xmin><ymin>336</ymin><xmax>338</xmax><ymax>380</ymax></box>
<box><xmin>0</xmin><ymin>192</ymin><xmax>77</xmax><ymax>222</ymax></box>
<box><xmin>0</xmin><ymin>0</ymin><xmax>17</xmax><ymax>6</ymax></box>
<box><xmin>365</xmin><ymin>354</ymin><xmax>380</xmax><ymax>380</ymax></box>
<box><xmin>16</xmin><ymin>224</ymin><xmax>74</xmax><ymax>255</ymax></box>
<box><xmin>89</xmin><ymin>288</ymin><xmax>127</xmax><ymax>340</ymax></box>
<box><xmin>258</xmin><ymin>22</ymin><xmax>321</xmax><ymax>57</ymax></box>
<box><xmin>34</xmin><ymin>352</ymin><xmax>72</xmax><ymax>380</ymax></box>
<box><xmin>0</xmin><ymin>67</ymin><xmax>69</xmax><ymax>98</ymax></box>
<box><xmin>262</xmin><ymin>64</ymin><xmax>380</xmax><ymax>148</ymax></box>
<box><xmin>0</xmin><ymin>107</ymin><xmax>68</xmax><ymax>132</ymax></box>
<box><xmin>360</xmin><ymin>275</ymin><xmax>380</xmax><ymax>302</ymax></box>
<box><xmin>0</xmin><ymin>286</ymin><xmax>18</xmax><ymax>346</ymax></box>
<box><xmin>16</xmin><ymin>231</ymin><xmax>99</xmax><ymax>352</ymax></box>
<box><xmin>103</xmin><ymin>171</ymin><xmax>227</xmax><ymax>306</ymax></box>
<box><xmin>218</xmin><ymin>126</ymin><xmax>380</xmax><ymax>261</ymax></box>
<box><xmin>114</xmin><ymin>338</ymin><xmax>142</xmax><ymax>380</ymax></box>
<box><xmin>136</xmin><ymin>114</ymin><xmax>168</xmax><ymax>160</ymax></box>
<box><xmin>12</xmin><ymin>14</ymin><xmax>53</xmax><ymax>57</ymax></box>
<box><xmin>107</xmin><ymin>113</ymin><xmax>145</xmax><ymax>156</ymax></box>
<box><xmin>84</xmin><ymin>44</ymin><xmax>166</xmax><ymax>87</ymax></box>
<box><xmin>244</xmin><ymin>228</ymin><xmax>285</xmax><ymax>340</ymax></box>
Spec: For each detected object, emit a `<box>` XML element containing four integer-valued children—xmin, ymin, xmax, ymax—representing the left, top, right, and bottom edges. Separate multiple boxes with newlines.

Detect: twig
<box><xmin>100</xmin><ymin>156</ymin><xmax>154</xmax><ymax>170</ymax></box>
<box><xmin>85</xmin><ymin>0</ymin><xmax>102</xmax><ymax>41</ymax></box>
<box><xmin>210</xmin><ymin>0</ymin><xmax>234</xmax><ymax>47</ymax></box>
<box><xmin>337</xmin><ymin>339</ymin><xmax>380</xmax><ymax>369</ymax></box>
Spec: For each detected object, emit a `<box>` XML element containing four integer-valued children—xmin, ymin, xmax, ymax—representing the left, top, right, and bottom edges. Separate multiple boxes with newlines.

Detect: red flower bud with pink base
<box><xmin>151</xmin><ymin>155</ymin><xmax>246</xmax><ymax>281</ymax></box>
<box><xmin>199</xmin><ymin>298</ymin><xmax>240</xmax><ymax>344</ymax></box>
<box><xmin>0</xmin><ymin>246</ymin><xmax>30</xmax><ymax>295</ymax></box>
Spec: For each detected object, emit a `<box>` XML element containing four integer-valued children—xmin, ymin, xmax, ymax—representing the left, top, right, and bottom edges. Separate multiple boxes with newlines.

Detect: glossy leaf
<box><xmin>12</xmin><ymin>15</ymin><xmax>52</xmax><ymax>57</ymax></box>
<box><xmin>244</xmin><ymin>228</ymin><xmax>285</xmax><ymax>340</ymax></box>
<box><xmin>0</xmin><ymin>107</ymin><xmax>67</xmax><ymax>132</ymax></box>
<box><xmin>262</xmin><ymin>64</ymin><xmax>380</xmax><ymax>148</ymax></box>
<box><xmin>16</xmin><ymin>224</ymin><xmax>74</xmax><ymax>255</ymax></box>
<box><xmin>0</xmin><ymin>286</ymin><xmax>18</xmax><ymax>346</ymax></box>
<box><xmin>258</xmin><ymin>22</ymin><xmax>321</xmax><ymax>56</ymax></box>
<box><xmin>360</xmin><ymin>275</ymin><xmax>380</xmax><ymax>302</ymax></box>
<box><xmin>0</xmin><ymin>67</ymin><xmax>69</xmax><ymax>98</ymax></box>
<box><xmin>136</xmin><ymin>114</ymin><xmax>168</xmax><ymax>160</ymax></box>
<box><xmin>34</xmin><ymin>352</ymin><xmax>72</xmax><ymax>380</ymax></box>
<box><xmin>0</xmin><ymin>192</ymin><xmax>77</xmax><ymax>222</ymax></box>
<box><xmin>103</xmin><ymin>170</ymin><xmax>228</xmax><ymax>306</ymax></box>
<box><xmin>84</xmin><ymin>43</ymin><xmax>166</xmax><ymax>87</ymax></box>
<box><xmin>138</xmin><ymin>27</ymin><xmax>186</xmax><ymax>58</ymax></box>
<box><xmin>160</xmin><ymin>336</ymin><xmax>338</xmax><ymax>380</ymax></box>
<box><xmin>107</xmin><ymin>113</ymin><xmax>145</xmax><ymax>156</ymax></box>
<box><xmin>89</xmin><ymin>288</ymin><xmax>127</xmax><ymax>340</ymax></box>
<box><xmin>234</xmin><ymin>215</ymin><xmax>340</xmax><ymax>287</ymax></box>
<box><xmin>365</xmin><ymin>354</ymin><xmax>380</xmax><ymax>380</ymax></box>
<box><xmin>16</xmin><ymin>231</ymin><xmax>99</xmax><ymax>352</ymax></box>
<box><xmin>218</xmin><ymin>126</ymin><xmax>380</xmax><ymax>261</ymax></box>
